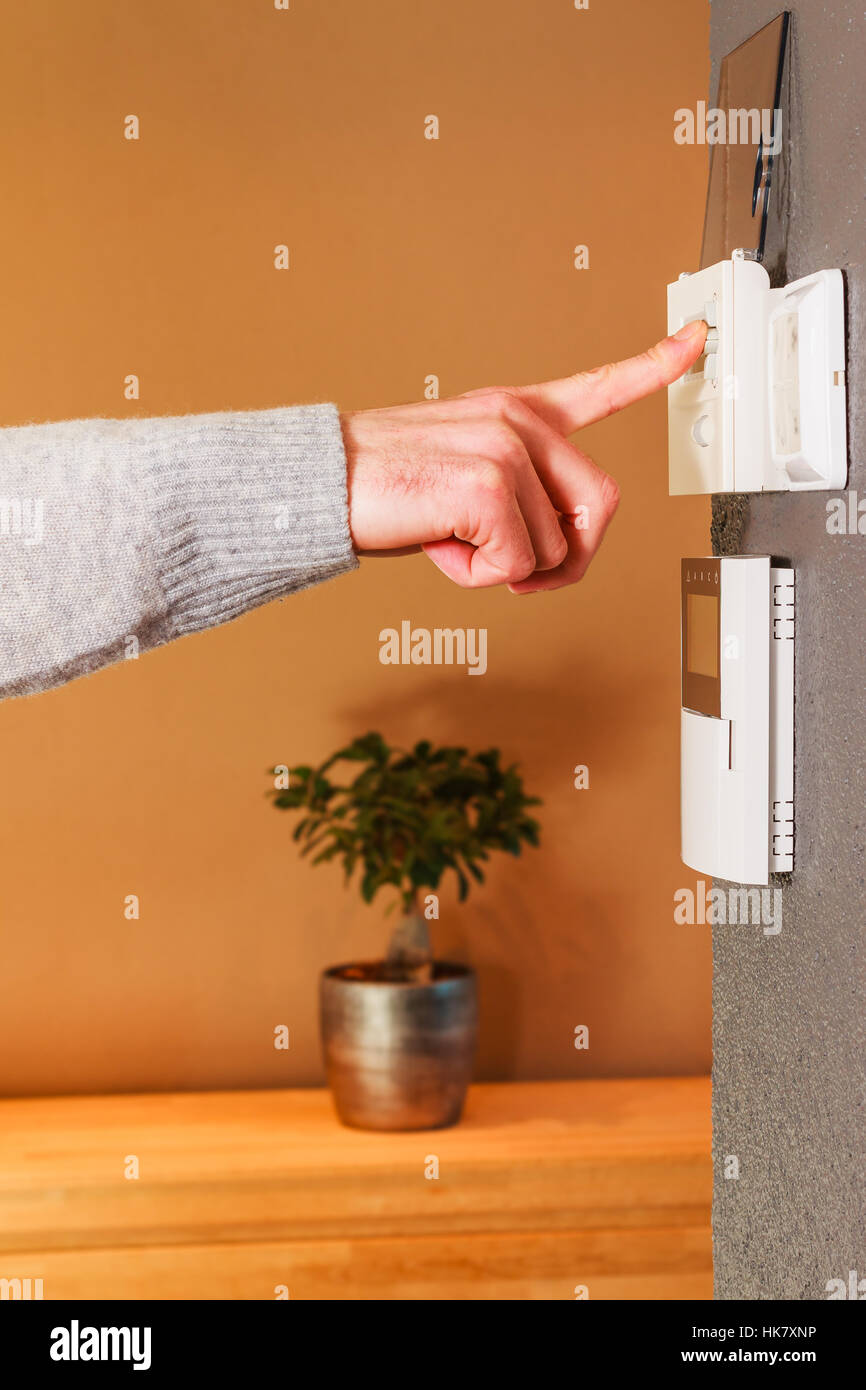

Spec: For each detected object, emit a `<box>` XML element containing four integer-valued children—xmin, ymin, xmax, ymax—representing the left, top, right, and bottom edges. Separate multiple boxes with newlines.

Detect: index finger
<box><xmin>512</xmin><ymin>320</ymin><xmax>708</xmax><ymax>436</ymax></box>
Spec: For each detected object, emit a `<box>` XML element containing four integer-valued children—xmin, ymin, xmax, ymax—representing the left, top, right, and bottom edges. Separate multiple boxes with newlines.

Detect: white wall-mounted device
<box><xmin>680</xmin><ymin>555</ymin><xmax>794</xmax><ymax>886</ymax></box>
<box><xmin>668</xmin><ymin>252</ymin><xmax>847</xmax><ymax>496</ymax></box>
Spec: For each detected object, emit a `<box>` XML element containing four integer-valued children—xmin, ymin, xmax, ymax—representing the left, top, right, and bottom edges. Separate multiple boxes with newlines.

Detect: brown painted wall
<box><xmin>0</xmin><ymin>0</ymin><xmax>711</xmax><ymax>1096</ymax></box>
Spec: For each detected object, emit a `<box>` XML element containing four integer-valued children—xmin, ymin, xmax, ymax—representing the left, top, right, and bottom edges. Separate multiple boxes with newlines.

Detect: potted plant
<box><xmin>270</xmin><ymin>732</ymin><xmax>541</xmax><ymax>1131</ymax></box>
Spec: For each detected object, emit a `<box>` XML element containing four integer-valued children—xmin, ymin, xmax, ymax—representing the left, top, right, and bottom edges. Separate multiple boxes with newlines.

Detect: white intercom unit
<box><xmin>680</xmin><ymin>556</ymin><xmax>794</xmax><ymax>885</ymax></box>
<box><xmin>668</xmin><ymin>251</ymin><xmax>847</xmax><ymax>496</ymax></box>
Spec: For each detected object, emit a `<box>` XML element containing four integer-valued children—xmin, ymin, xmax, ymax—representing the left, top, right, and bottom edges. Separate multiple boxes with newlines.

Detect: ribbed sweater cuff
<box><xmin>146</xmin><ymin>403</ymin><xmax>358</xmax><ymax>638</ymax></box>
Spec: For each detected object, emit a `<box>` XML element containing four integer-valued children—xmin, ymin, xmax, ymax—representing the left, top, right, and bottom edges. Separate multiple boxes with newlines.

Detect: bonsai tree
<box><xmin>269</xmin><ymin>731</ymin><xmax>541</xmax><ymax>981</ymax></box>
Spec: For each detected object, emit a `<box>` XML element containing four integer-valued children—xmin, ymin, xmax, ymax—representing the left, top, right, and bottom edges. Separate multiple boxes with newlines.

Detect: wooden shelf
<box><xmin>0</xmin><ymin>1077</ymin><xmax>711</xmax><ymax>1300</ymax></box>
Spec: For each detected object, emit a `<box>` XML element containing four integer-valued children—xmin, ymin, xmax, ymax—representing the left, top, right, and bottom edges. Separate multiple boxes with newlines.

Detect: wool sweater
<box><xmin>0</xmin><ymin>404</ymin><xmax>358</xmax><ymax>700</ymax></box>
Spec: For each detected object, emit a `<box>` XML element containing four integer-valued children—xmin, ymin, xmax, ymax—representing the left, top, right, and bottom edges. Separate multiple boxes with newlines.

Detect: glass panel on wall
<box><xmin>701</xmin><ymin>12</ymin><xmax>789</xmax><ymax>267</ymax></box>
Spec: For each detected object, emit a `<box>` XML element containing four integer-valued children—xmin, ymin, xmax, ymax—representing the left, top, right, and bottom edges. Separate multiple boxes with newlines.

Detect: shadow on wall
<box><xmin>336</xmin><ymin>654</ymin><xmax>646</xmax><ymax>1079</ymax></box>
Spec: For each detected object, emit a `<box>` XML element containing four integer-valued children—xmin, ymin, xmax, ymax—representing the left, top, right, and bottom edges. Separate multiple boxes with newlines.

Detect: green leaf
<box><xmin>268</xmin><ymin>732</ymin><xmax>542</xmax><ymax>909</ymax></box>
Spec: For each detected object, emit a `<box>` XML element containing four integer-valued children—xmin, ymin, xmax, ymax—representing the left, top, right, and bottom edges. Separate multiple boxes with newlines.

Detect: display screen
<box><xmin>686</xmin><ymin>593</ymin><xmax>719</xmax><ymax>678</ymax></box>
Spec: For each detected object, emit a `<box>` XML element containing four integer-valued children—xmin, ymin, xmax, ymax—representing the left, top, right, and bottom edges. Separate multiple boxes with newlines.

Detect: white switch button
<box><xmin>668</xmin><ymin>255</ymin><xmax>848</xmax><ymax>494</ymax></box>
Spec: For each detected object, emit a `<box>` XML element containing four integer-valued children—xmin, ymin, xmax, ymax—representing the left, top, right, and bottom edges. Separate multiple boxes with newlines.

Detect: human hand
<box><xmin>342</xmin><ymin>319</ymin><xmax>707</xmax><ymax>593</ymax></box>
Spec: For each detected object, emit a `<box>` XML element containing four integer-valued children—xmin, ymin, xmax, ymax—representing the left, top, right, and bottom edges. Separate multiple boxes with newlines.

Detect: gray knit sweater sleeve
<box><xmin>0</xmin><ymin>403</ymin><xmax>358</xmax><ymax>700</ymax></box>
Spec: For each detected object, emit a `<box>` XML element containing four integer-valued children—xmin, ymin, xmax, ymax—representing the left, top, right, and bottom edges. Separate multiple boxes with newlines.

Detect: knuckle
<box><xmin>600</xmin><ymin>473</ymin><xmax>621</xmax><ymax>515</ymax></box>
<box><xmin>483</xmin><ymin>422</ymin><xmax>525</xmax><ymax>471</ymax></box>
<box><xmin>536</xmin><ymin>527</ymin><xmax>568</xmax><ymax>570</ymax></box>
<box><xmin>638</xmin><ymin>344</ymin><xmax>671</xmax><ymax>393</ymax></box>
<box><xmin>486</xmin><ymin>388</ymin><xmax>519</xmax><ymax>419</ymax></box>
<box><xmin>497</xmin><ymin>392</ymin><xmax>536</xmax><ymax>428</ymax></box>
<box><xmin>458</xmin><ymin>383</ymin><xmax>509</xmax><ymax>404</ymax></box>
<box><xmin>506</xmin><ymin>552</ymin><xmax>537</xmax><ymax>583</ymax></box>
<box><xmin>580</xmin><ymin>361</ymin><xmax>615</xmax><ymax>390</ymax></box>
<box><xmin>471</xmin><ymin>457</ymin><xmax>512</xmax><ymax>500</ymax></box>
<box><xmin>575</xmin><ymin>362</ymin><xmax>616</xmax><ymax>415</ymax></box>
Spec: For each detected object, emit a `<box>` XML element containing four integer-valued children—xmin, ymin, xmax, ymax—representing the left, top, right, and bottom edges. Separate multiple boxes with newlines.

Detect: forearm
<box><xmin>0</xmin><ymin>403</ymin><xmax>358</xmax><ymax>700</ymax></box>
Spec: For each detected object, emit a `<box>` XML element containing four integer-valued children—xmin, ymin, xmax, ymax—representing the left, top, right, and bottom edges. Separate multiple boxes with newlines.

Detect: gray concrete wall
<box><xmin>710</xmin><ymin>1</ymin><xmax>866</xmax><ymax>1298</ymax></box>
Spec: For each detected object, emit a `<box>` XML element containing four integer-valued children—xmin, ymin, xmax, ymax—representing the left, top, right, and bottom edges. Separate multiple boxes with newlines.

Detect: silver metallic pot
<box><xmin>320</xmin><ymin>961</ymin><xmax>478</xmax><ymax>1131</ymax></box>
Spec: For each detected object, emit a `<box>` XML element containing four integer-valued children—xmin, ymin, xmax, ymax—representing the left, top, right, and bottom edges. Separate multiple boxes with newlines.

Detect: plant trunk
<box><xmin>385</xmin><ymin>900</ymin><xmax>433</xmax><ymax>984</ymax></box>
